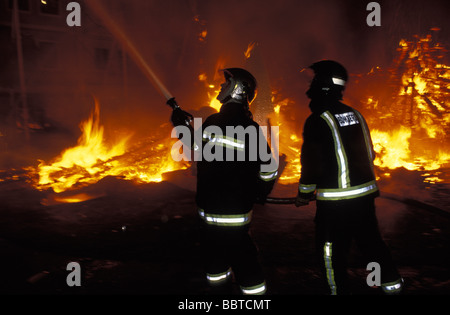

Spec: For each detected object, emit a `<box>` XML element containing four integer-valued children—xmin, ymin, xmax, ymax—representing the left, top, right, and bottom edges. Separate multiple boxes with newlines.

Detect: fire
<box><xmin>268</xmin><ymin>91</ymin><xmax>301</xmax><ymax>184</ymax></box>
<box><xmin>34</xmin><ymin>99</ymin><xmax>130</xmax><ymax>193</ymax></box>
<box><xmin>371</xmin><ymin>126</ymin><xmax>416</xmax><ymax>170</ymax></box>
<box><xmin>199</xmin><ymin>58</ymin><xmax>228</xmax><ymax>112</ymax></box>
<box><xmin>364</xmin><ymin>33</ymin><xmax>450</xmax><ymax>181</ymax></box>
<box><xmin>199</xmin><ymin>72</ymin><xmax>221</xmax><ymax>111</ymax></box>
<box><xmin>27</xmin><ymin>99</ymin><xmax>186</xmax><ymax>196</ymax></box>
<box><xmin>244</xmin><ymin>42</ymin><xmax>257</xmax><ymax>59</ymax></box>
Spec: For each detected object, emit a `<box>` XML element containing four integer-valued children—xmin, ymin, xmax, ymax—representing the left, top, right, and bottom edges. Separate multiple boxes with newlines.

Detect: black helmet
<box><xmin>217</xmin><ymin>68</ymin><xmax>258</xmax><ymax>105</ymax></box>
<box><xmin>306</xmin><ymin>60</ymin><xmax>348</xmax><ymax>100</ymax></box>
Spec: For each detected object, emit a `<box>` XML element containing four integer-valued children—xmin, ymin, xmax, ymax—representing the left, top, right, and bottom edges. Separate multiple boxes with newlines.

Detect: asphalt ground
<box><xmin>0</xmin><ymin>172</ymin><xmax>449</xmax><ymax>304</ymax></box>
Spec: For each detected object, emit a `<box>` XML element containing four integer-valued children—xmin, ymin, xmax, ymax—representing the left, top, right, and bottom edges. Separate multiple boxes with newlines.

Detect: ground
<box><xmin>0</xmin><ymin>168</ymin><xmax>449</xmax><ymax>301</ymax></box>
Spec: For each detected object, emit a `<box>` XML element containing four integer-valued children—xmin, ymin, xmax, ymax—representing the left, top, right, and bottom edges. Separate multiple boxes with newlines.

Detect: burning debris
<box><xmin>359</xmin><ymin>33</ymin><xmax>450</xmax><ymax>183</ymax></box>
<box><xmin>25</xmin><ymin>99</ymin><xmax>187</xmax><ymax>198</ymax></box>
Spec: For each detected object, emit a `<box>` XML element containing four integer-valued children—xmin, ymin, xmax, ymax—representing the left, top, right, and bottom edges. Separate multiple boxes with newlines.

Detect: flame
<box><xmin>199</xmin><ymin>58</ymin><xmax>229</xmax><ymax>112</ymax></box>
<box><xmin>244</xmin><ymin>41</ymin><xmax>257</xmax><ymax>59</ymax></box>
<box><xmin>366</xmin><ymin>33</ymin><xmax>450</xmax><ymax>180</ymax></box>
<box><xmin>373</xmin><ymin>125</ymin><xmax>450</xmax><ymax>172</ymax></box>
<box><xmin>28</xmin><ymin>99</ymin><xmax>186</xmax><ymax>194</ymax></box>
<box><xmin>35</xmin><ymin>99</ymin><xmax>130</xmax><ymax>193</ymax></box>
<box><xmin>371</xmin><ymin>126</ymin><xmax>416</xmax><ymax>170</ymax></box>
<box><xmin>268</xmin><ymin>91</ymin><xmax>301</xmax><ymax>184</ymax></box>
<box><xmin>199</xmin><ymin>72</ymin><xmax>221</xmax><ymax>112</ymax></box>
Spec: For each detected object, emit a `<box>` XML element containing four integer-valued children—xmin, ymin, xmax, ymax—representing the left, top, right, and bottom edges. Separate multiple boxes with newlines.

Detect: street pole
<box><xmin>12</xmin><ymin>0</ymin><xmax>30</xmax><ymax>142</ymax></box>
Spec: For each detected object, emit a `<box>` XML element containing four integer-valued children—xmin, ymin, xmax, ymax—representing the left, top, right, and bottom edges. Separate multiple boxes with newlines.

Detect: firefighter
<box><xmin>295</xmin><ymin>60</ymin><xmax>403</xmax><ymax>295</ymax></box>
<box><xmin>170</xmin><ymin>68</ymin><xmax>278</xmax><ymax>295</ymax></box>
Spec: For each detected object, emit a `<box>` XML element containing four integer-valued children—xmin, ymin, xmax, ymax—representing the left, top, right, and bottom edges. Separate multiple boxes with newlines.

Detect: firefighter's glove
<box><xmin>294</xmin><ymin>195</ymin><xmax>310</xmax><ymax>207</ymax></box>
<box><xmin>171</xmin><ymin>108</ymin><xmax>193</xmax><ymax>127</ymax></box>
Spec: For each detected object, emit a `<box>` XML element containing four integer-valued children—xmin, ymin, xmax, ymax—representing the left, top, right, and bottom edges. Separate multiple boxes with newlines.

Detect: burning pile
<box><xmin>26</xmin><ymin>99</ymin><xmax>187</xmax><ymax>196</ymax></box>
<box><xmin>361</xmin><ymin>33</ymin><xmax>450</xmax><ymax>183</ymax></box>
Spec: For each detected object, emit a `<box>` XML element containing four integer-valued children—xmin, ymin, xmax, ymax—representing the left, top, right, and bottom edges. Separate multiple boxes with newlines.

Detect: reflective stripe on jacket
<box><xmin>298</xmin><ymin>101</ymin><xmax>379</xmax><ymax>201</ymax></box>
<box><xmin>198</xmin><ymin>208</ymin><xmax>252</xmax><ymax>226</ymax></box>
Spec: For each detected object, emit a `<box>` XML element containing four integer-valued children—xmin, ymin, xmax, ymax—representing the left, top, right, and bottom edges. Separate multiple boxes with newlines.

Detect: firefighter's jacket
<box><xmin>194</xmin><ymin>102</ymin><xmax>277</xmax><ymax>226</ymax></box>
<box><xmin>298</xmin><ymin>100</ymin><xmax>379</xmax><ymax>202</ymax></box>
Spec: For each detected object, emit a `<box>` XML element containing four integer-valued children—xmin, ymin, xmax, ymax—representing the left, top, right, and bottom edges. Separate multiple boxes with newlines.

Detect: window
<box><xmin>8</xmin><ymin>0</ymin><xmax>30</xmax><ymax>11</ymax></box>
<box><xmin>39</xmin><ymin>0</ymin><xmax>59</xmax><ymax>15</ymax></box>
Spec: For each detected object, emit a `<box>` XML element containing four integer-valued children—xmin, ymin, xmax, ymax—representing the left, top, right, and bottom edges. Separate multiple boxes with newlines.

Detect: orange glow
<box><xmin>198</xmin><ymin>72</ymin><xmax>221</xmax><ymax>112</ymax></box>
<box><xmin>198</xmin><ymin>58</ymin><xmax>229</xmax><ymax>112</ymax></box>
<box><xmin>28</xmin><ymin>99</ymin><xmax>186</xmax><ymax>193</ymax></box>
<box><xmin>366</xmin><ymin>34</ymin><xmax>450</xmax><ymax>179</ymax></box>
<box><xmin>268</xmin><ymin>92</ymin><xmax>301</xmax><ymax>184</ymax></box>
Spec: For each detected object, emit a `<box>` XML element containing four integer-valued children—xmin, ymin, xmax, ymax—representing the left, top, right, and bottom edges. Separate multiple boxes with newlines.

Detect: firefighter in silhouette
<box><xmin>169</xmin><ymin>68</ymin><xmax>277</xmax><ymax>295</ymax></box>
<box><xmin>295</xmin><ymin>60</ymin><xmax>403</xmax><ymax>295</ymax></box>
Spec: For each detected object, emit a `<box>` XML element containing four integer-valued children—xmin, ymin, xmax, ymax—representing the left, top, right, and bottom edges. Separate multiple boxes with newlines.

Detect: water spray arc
<box><xmin>86</xmin><ymin>2</ymin><xmax>175</xmax><ymax>102</ymax></box>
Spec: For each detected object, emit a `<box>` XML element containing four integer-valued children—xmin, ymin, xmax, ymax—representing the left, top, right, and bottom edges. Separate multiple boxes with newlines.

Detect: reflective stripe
<box><xmin>316</xmin><ymin>180</ymin><xmax>378</xmax><ymax>200</ymax></box>
<box><xmin>381</xmin><ymin>278</ymin><xmax>404</xmax><ymax>294</ymax></box>
<box><xmin>207</xmin><ymin>268</ymin><xmax>232</xmax><ymax>283</ymax></box>
<box><xmin>198</xmin><ymin>209</ymin><xmax>252</xmax><ymax>226</ymax></box>
<box><xmin>324</xmin><ymin>242</ymin><xmax>337</xmax><ymax>295</ymax></box>
<box><xmin>321</xmin><ymin>111</ymin><xmax>350</xmax><ymax>189</ymax></box>
<box><xmin>241</xmin><ymin>282</ymin><xmax>267</xmax><ymax>295</ymax></box>
<box><xmin>299</xmin><ymin>183</ymin><xmax>316</xmax><ymax>193</ymax></box>
<box><xmin>203</xmin><ymin>132</ymin><xmax>245</xmax><ymax>151</ymax></box>
<box><xmin>259</xmin><ymin>170</ymin><xmax>278</xmax><ymax>181</ymax></box>
<box><xmin>332</xmin><ymin>77</ymin><xmax>346</xmax><ymax>86</ymax></box>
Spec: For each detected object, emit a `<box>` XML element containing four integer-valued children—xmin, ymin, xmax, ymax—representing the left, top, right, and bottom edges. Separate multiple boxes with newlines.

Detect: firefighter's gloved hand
<box><xmin>294</xmin><ymin>194</ymin><xmax>310</xmax><ymax>207</ymax></box>
<box><xmin>171</xmin><ymin>108</ymin><xmax>193</xmax><ymax>127</ymax></box>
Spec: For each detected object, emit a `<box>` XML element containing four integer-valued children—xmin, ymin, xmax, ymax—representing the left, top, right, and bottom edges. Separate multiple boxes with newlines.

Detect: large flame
<box><xmin>365</xmin><ymin>33</ymin><xmax>450</xmax><ymax>183</ymax></box>
<box><xmin>28</xmin><ymin>99</ymin><xmax>186</xmax><ymax>195</ymax></box>
<box><xmin>35</xmin><ymin>100</ymin><xmax>129</xmax><ymax>193</ymax></box>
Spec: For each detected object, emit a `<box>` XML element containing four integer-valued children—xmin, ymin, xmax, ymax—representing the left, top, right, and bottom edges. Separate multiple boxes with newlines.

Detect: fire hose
<box><xmin>266</xmin><ymin>197</ymin><xmax>297</xmax><ymax>204</ymax></box>
<box><xmin>266</xmin><ymin>192</ymin><xmax>450</xmax><ymax>221</ymax></box>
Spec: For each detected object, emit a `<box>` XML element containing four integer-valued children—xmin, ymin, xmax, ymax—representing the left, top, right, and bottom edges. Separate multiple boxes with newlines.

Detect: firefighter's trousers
<box><xmin>200</xmin><ymin>218</ymin><xmax>266</xmax><ymax>295</ymax></box>
<box><xmin>315</xmin><ymin>197</ymin><xmax>403</xmax><ymax>295</ymax></box>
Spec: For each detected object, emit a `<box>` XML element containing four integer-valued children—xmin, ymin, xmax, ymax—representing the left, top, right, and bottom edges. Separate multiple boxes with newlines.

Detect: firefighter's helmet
<box><xmin>306</xmin><ymin>60</ymin><xmax>348</xmax><ymax>100</ymax></box>
<box><xmin>217</xmin><ymin>68</ymin><xmax>257</xmax><ymax>105</ymax></box>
